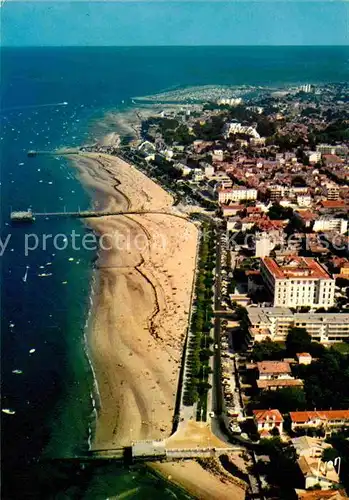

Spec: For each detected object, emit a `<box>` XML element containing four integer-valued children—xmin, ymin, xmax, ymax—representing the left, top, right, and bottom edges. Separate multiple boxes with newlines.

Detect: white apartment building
<box><xmin>223</xmin><ymin>122</ymin><xmax>260</xmax><ymax>140</ymax></box>
<box><xmin>316</xmin><ymin>144</ymin><xmax>348</xmax><ymax>156</ymax></box>
<box><xmin>255</xmin><ymin>233</ymin><xmax>276</xmax><ymax>258</ymax></box>
<box><xmin>313</xmin><ymin>217</ymin><xmax>348</xmax><ymax>235</ymax></box>
<box><xmin>260</xmin><ymin>257</ymin><xmax>335</xmax><ymax>309</ymax></box>
<box><xmin>324</xmin><ymin>183</ymin><xmax>340</xmax><ymax>200</ymax></box>
<box><xmin>247</xmin><ymin>308</ymin><xmax>349</xmax><ymax>344</ymax></box>
<box><xmin>218</xmin><ymin>187</ymin><xmax>258</xmax><ymax>204</ymax></box>
<box><xmin>204</xmin><ymin>164</ymin><xmax>214</xmax><ymax>177</ymax></box>
<box><xmin>269</xmin><ymin>185</ymin><xmax>308</xmax><ymax>201</ymax></box>
<box><xmin>297</xmin><ymin>195</ymin><xmax>312</xmax><ymax>207</ymax></box>
<box><xmin>211</xmin><ymin>149</ymin><xmax>224</xmax><ymax>162</ymax></box>
<box><xmin>307</xmin><ymin>151</ymin><xmax>322</xmax><ymax>164</ymax></box>
<box><xmin>217</xmin><ymin>97</ymin><xmax>243</xmax><ymax>106</ymax></box>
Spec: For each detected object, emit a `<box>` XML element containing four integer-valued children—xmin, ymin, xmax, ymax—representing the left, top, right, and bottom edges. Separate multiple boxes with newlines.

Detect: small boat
<box><xmin>29</xmin><ymin>348</ymin><xmax>36</xmax><ymax>354</ymax></box>
<box><xmin>38</xmin><ymin>273</ymin><xmax>52</xmax><ymax>277</ymax></box>
<box><xmin>22</xmin><ymin>266</ymin><xmax>29</xmax><ymax>283</ymax></box>
<box><xmin>46</xmin><ymin>262</ymin><xmax>52</xmax><ymax>265</ymax></box>
<box><xmin>2</xmin><ymin>409</ymin><xmax>16</xmax><ymax>415</ymax></box>
<box><xmin>68</xmin><ymin>257</ymin><xmax>74</xmax><ymax>262</ymax></box>
<box><xmin>62</xmin><ymin>281</ymin><xmax>68</xmax><ymax>285</ymax></box>
<box><xmin>12</xmin><ymin>369</ymin><xmax>23</xmax><ymax>375</ymax></box>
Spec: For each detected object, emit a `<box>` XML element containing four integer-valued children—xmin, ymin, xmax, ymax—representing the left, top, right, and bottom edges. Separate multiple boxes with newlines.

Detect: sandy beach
<box><xmin>71</xmin><ymin>151</ymin><xmax>248</xmax><ymax>499</ymax></box>
<box><xmin>72</xmin><ymin>152</ymin><xmax>198</xmax><ymax>448</ymax></box>
<box><xmin>151</xmin><ymin>461</ymin><xmax>246</xmax><ymax>500</ymax></box>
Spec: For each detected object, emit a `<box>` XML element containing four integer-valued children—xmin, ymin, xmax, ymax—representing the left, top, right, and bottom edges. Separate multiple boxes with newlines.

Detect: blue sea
<box><xmin>1</xmin><ymin>46</ymin><xmax>349</xmax><ymax>498</ymax></box>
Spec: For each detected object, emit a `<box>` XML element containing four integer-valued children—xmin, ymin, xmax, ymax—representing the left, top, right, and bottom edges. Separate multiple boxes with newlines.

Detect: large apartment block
<box><xmin>218</xmin><ymin>187</ymin><xmax>258</xmax><ymax>204</ymax></box>
<box><xmin>260</xmin><ymin>257</ymin><xmax>335</xmax><ymax>309</ymax></box>
<box><xmin>247</xmin><ymin>308</ymin><xmax>349</xmax><ymax>344</ymax></box>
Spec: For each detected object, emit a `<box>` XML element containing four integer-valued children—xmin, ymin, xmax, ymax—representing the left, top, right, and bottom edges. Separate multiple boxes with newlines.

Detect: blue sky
<box><xmin>1</xmin><ymin>1</ymin><xmax>348</xmax><ymax>46</ymax></box>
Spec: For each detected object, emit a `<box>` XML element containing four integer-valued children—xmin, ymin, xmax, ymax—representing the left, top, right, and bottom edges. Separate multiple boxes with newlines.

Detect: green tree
<box><xmin>251</xmin><ymin>339</ymin><xmax>285</xmax><ymax>362</ymax></box>
<box><xmin>267</xmin><ymin>203</ymin><xmax>293</xmax><ymax>221</ymax></box>
<box><xmin>286</xmin><ymin>327</ymin><xmax>312</xmax><ymax>357</ymax></box>
<box><xmin>252</xmin><ymin>387</ymin><xmax>307</xmax><ymax>413</ymax></box>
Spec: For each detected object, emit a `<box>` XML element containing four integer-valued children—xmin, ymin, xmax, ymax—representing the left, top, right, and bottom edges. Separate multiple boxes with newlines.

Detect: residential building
<box><xmin>297</xmin><ymin>353</ymin><xmax>312</xmax><ymax>365</ymax></box>
<box><xmin>308</xmin><ymin>151</ymin><xmax>322</xmax><ymax>164</ymax></box>
<box><xmin>298</xmin><ymin>455</ymin><xmax>340</xmax><ymax>490</ymax></box>
<box><xmin>260</xmin><ymin>257</ymin><xmax>335</xmax><ymax>309</ymax></box>
<box><xmin>223</xmin><ymin>122</ymin><xmax>260</xmax><ymax>140</ymax></box>
<box><xmin>297</xmin><ymin>195</ymin><xmax>312</xmax><ymax>207</ymax></box>
<box><xmin>247</xmin><ymin>308</ymin><xmax>349</xmax><ymax>344</ymax></box>
<box><xmin>292</xmin><ymin>436</ymin><xmax>332</xmax><ymax>459</ymax></box>
<box><xmin>324</xmin><ymin>184</ymin><xmax>340</xmax><ymax>201</ymax></box>
<box><xmin>173</xmin><ymin>162</ymin><xmax>192</xmax><ymax>176</ymax></box>
<box><xmin>217</xmin><ymin>97</ymin><xmax>243</xmax><ymax>106</ymax></box>
<box><xmin>257</xmin><ymin>361</ymin><xmax>292</xmax><ymax>380</ymax></box>
<box><xmin>296</xmin><ymin>489</ymin><xmax>348</xmax><ymax>500</ymax></box>
<box><xmin>290</xmin><ymin>410</ymin><xmax>349</xmax><ymax>432</ymax></box>
<box><xmin>255</xmin><ymin>233</ymin><xmax>275</xmax><ymax>258</ymax></box>
<box><xmin>221</xmin><ymin>204</ymin><xmax>241</xmax><ymax>217</ymax></box>
<box><xmin>256</xmin><ymin>360</ymin><xmax>303</xmax><ymax>390</ymax></box>
<box><xmin>218</xmin><ymin>187</ymin><xmax>258</xmax><ymax>203</ymax></box>
<box><xmin>313</xmin><ymin>217</ymin><xmax>348</xmax><ymax>235</ymax></box>
<box><xmin>204</xmin><ymin>164</ymin><xmax>215</xmax><ymax>177</ymax></box>
<box><xmin>211</xmin><ymin>149</ymin><xmax>224</xmax><ymax>162</ymax></box>
<box><xmin>253</xmin><ymin>409</ymin><xmax>284</xmax><ymax>436</ymax></box>
<box><xmin>257</xmin><ymin>378</ymin><xmax>304</xmax><ymax>390</ymax></box>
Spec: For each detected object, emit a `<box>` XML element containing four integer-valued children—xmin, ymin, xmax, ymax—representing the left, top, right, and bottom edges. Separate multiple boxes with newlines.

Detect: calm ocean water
<box><xmin>1</xmin><ymin>46</ymin><xmax>348</xmax><ymax>498</ymax></box>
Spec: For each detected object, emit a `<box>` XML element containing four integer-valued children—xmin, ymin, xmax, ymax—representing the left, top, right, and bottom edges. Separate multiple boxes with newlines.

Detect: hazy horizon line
<box><xmin>1</xmin><ymin>44</ymin><xmax>349</xmax><ymax>48</ymax></box>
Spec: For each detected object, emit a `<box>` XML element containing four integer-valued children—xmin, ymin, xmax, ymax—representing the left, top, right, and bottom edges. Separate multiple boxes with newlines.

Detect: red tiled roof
<box><xmin>320</xmin><ymin>200</ymin><xmax>346</xmax><ymax>209</ymax></box>
<box><xmin>253</xmin><ymin>409</ymin><xmax>284</xmax><ymax>423</ymax></box>
<box><xmin>262</xmin><ymin>257</ymin><xmax>332</xmax><ymax>280</ymax></box>
<box><xmin>290</xmin><ymin>410</ymin><xmax>349</xmax><ymax>423</ymax></box>
<box><xmin>257</xmin><ymin>361</ymin><xmax>291</xmax><ymax>374</ymax></box>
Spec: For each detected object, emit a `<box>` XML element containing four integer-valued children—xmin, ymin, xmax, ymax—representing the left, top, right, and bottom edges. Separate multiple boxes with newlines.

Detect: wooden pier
<box><xmin>27</xmin><ymin>148</ymin><xmax>80</xmax><ymax>157</ymax></box>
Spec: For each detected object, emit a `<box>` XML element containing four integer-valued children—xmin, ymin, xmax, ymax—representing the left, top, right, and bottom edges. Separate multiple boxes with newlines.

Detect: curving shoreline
<box><xmin>71</xmin><ymin>152</ymin><xmax>198</xmax><ymax>448</ymax></box>
<box><xmin>71</xmin><ymin>152</ymin><xmax>247</xmax><ymax>499</ymax></box>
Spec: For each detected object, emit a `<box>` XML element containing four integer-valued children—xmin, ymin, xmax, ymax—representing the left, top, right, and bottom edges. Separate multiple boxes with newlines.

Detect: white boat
<box><xmin>68</xmin><ymin>257</ymin><xmax>74</xmax><ymax>262</ymax></box>
<box><xmin>38</xmin><ymin>273</ymin><xmax>52</xmax><ymax>277</ymax></box>
<box><xmin>12</xmin><ymin>369</ymin><xmax>23</xmax><ymax>374</ymax></box>
<box><xmin>29</xmin><ymin>348</ymin><xmax>36</xmax><ymax>354</ymax></box>
<box><xmin>22</xmin><ymin>266</ymin><xmax>29</xmax><ymax>283</ymax></box>
<box><xmin>2</xmin><ymin>409</ymin><xmax>16</xmax><ymax>415</ymax></box>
